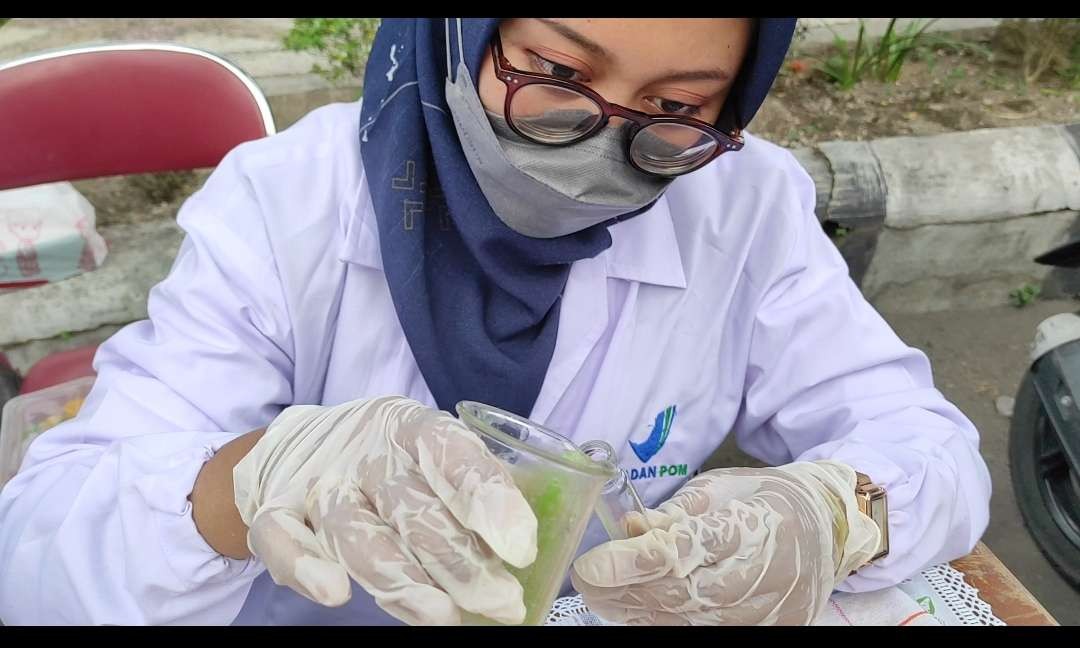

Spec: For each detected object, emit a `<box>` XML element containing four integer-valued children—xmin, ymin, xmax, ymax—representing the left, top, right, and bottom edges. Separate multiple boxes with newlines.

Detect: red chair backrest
<box><xmin>0</xmin><ymin>43</ymin><xmax>276</xmax><ymax>191</ymax></box>
<box><xmin>0</xmin><ymin>43</ymin><xmax>276</xmax><ymax>393</ymax></box>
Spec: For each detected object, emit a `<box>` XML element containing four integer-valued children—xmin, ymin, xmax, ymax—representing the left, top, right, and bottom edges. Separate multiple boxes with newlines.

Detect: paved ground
<box><xmin>887</xmin><ymin>300</ymin><xmax>1080</xmax><ymax>624</ymax></box>
<box><xmin>708</xmin><ymin>298</ymin><xmax>1080</xmax><ymax>624</ymax></box>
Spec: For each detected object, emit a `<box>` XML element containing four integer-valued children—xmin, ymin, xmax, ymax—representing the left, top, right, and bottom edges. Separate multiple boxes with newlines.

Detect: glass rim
<box><xmin>455</xmin><ymin>400</ymin><xmax>617</xmax><ymax>480</ymax></box>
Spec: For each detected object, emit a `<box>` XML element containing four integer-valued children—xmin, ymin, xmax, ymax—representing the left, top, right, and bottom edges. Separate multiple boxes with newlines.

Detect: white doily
<box><xmin>899</xmin><ymin>563</ymin><xmax>1006</xmax><ymax>626</ymax></box>
<box><xmin>544</xmin><ymin>563</ymin><xmax>1006</xmax><ymax>626</ymax></box>
<box><xmin>546</xmin><ymin>595</ymin><xmax>615</xmax><ymax>626</ymax></box>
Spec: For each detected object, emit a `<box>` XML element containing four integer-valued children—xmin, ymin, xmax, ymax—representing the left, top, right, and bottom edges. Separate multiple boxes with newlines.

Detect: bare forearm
<box><xmin>190</xmin><ymin>428</ymin><xmax>266</xmax><ymax>559</ymax></box>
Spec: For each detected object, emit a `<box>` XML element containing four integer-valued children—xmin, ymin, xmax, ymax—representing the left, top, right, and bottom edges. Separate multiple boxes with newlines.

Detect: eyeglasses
<box><xmin>490</xmin><ymin>33</ymin><xmax>744</xmax><ymax>178</ymax></box>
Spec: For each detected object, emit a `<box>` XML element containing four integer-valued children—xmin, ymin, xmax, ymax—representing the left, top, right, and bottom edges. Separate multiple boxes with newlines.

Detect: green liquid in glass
<box><xmin>463</xmin><ymin>451</ymin><xmax>603</xmax><ymax>626</ymax></box>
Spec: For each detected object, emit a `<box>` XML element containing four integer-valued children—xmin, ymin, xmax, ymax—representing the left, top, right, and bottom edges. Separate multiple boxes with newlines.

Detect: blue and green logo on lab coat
<box><xmin>628</xmin><ymin>405</ymin><xmax>688</xmax><ymax>481</ymax></box>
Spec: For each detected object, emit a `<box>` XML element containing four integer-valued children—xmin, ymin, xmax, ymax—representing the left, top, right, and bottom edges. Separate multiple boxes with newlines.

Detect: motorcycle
<box><xmin>1010</xmin><ymin>239</ymin><xmax>1080</xmax><ymax>590</ymax></box>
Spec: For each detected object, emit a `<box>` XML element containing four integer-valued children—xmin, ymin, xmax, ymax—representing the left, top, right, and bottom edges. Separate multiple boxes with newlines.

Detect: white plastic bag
<box><xmin>0</xmin><ymin>182</ymin><xmax>108</xmax><ymax>287</ymax></box>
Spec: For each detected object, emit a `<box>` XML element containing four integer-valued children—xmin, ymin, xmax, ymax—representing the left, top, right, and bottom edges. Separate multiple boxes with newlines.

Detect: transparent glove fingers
<box><xmin>363</xmin><ymin>467</ymin><xmax>527</xmax><ymax>624</ymax></box>
<box><xmin>385</xmin><ymin>402</ymin><xmax>538</xmax><ymax>568</ymax></box>
<box><xmin>308</xmin><ymin>481</ymin><xmax>461</xmax><ymax>626</ymax></box>
<box><xmin>574</xmin><ymin>501</ymin><xmax>765</xmax><ymax>587</ymax></box>
<box><xmin>573</xmin><ymin>499</ymin><xmax>824</xmax><ymax>625</ymax></box>
<box><xmin>247</xmin><ymin>507</ymin><xmax>351</xmax><ymax>607</ymax></box>
<box><xmin>657</xmin><ymin>468</ymin><xmax>781</xmax><ymax>518</ymax></box>
<box><xmin>575</xmin><ymin>567</ymin><xmax>805</xmax><ymax>626</ymax></box>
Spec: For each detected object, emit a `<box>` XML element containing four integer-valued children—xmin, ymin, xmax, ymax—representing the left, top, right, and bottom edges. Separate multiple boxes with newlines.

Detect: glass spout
<box><xmin>579</xmin><ymin>440</ymin><xmax>650</xmax><ymax>540</ymax></box>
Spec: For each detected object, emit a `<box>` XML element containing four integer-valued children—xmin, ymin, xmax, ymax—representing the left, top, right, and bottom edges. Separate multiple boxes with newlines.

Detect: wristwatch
<box><xmin>854</xmin><ymin>471</ymin><xmax>889</xmax><ymax>562</ymax></box>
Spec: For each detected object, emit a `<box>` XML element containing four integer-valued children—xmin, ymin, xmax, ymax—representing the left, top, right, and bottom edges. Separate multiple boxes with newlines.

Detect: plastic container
<box><xmin>455</xmin><ymin>401</ymin><xmax>648</xmax><ymax>626</ymax></box>
<box><xmin>0</xmin><ymin>376</ymin><xmax>95</xmax><ymax>487</ymax></box>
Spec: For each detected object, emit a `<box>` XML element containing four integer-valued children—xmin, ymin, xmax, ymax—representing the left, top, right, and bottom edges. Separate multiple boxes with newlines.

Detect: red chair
<box><xmin>0</xmin><ymin>43</ymin><xmax>277</xmax><ymax>395</ymax></box>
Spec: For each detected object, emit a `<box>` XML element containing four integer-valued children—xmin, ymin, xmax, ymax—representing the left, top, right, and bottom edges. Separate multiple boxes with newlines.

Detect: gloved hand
<box><xmin>570</xmin><ymin>461</ymin><xmax>880</xmax><ymax>625</ymax></box>
<box><xmin>233</xmin><ymin>395</ymin><xmax>538</xmax><ymax>625</ymax></box>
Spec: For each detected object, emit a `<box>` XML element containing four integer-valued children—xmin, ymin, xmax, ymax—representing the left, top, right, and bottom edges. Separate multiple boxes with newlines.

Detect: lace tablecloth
<box><xmin>545</xmin><ymin>563</ymin><xmax>1006</xmax><ymax>626</ymax></box>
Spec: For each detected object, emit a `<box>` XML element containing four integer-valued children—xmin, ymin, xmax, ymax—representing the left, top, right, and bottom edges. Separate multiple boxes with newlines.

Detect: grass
<box><xmin>283</xmin><ymin>18</ymin><xmax>380</xmax><ymax>83</ymax></box>
<box><xmin>817</xmin><ymin>19</ymin><xmax>938</xmax><ymax>90</ymax></box>
<box><xmin>1064</xmin><ymin>35</ymin><xmax>1080</xmax><ymax>89</ymax></box>
<box><xmin>1009</xmin><ymin>283</ymin><xmax>1041</xmax><ymax>308</ymax></box>
<box><xmin>993</xmin><ymin>18</ymin><xmax>1080</xmax><ymax>86</ymax></box>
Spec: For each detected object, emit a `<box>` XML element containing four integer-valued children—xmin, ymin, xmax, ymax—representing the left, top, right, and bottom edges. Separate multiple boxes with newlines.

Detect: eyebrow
<box><xmin>535</xmin><ymin>18</ymin><xmax>610</xmax><ymax>58</ymax></box>
<box><xmin>535</xmin><ymin>19</ymin><xmax>733</xmax><ymax>85</ymax></box>
<box><xmin>656</xmin><ymin>68</ymin><xmax>732</xmax><ymax>83</ymax></box>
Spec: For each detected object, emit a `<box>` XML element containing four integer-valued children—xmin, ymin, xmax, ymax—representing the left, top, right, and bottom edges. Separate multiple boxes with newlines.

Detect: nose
<box><xmin>587</xmin><ymin>80</ymin><xmax>644</xmax><ymax>119</ymax></box>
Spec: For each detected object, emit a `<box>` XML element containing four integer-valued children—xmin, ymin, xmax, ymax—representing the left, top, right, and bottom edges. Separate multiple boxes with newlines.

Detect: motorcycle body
<box><xmin>1010</xmin><ymin>238</ymin><xmax>1080</xmax><ymax>589</ymax></box>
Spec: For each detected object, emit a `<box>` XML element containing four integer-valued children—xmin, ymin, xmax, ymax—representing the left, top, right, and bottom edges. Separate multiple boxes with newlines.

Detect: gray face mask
<box><xmin>444</xmin><ymin>45</ymin><xmax>672</xmax><ymax>239</ymax></box>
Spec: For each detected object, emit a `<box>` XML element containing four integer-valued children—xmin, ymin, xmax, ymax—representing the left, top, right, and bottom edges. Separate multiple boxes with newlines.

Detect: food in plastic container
<box><xmin>0</xmin><ymin>376</ymin><xmax>95</xmax><ymax>486</ymax></box>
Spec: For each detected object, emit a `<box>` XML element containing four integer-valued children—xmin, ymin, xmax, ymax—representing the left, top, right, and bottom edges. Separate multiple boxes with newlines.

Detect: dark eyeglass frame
<box><xmin>490</xmin><ymin>32</ymin><xmax>745</xmax><ymax>177</ymax></box>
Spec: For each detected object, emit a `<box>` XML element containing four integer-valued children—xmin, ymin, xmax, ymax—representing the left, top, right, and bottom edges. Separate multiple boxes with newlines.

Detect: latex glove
<box><xmin>233</xmin><ymin>395</ymin><xmax>538</xmax><ymax>625</ymax></box>
<box><xmin>571</xmin><ymin>460</ymin><xmax>880</xmax><ymax>625</ymax></box>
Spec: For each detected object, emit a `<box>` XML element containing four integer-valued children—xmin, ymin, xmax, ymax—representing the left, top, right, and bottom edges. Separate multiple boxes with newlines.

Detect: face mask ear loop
<box><xmin>445</xmin><ymin>18</ymin><xmax>471</xmax><ymax>84</ymax></box>
<box><xmin>457</xmin><ymin>18</ymin><xmax>467</xmax><ymax>75</ymax></box>
<box><xmin>444</xmin><ymin>19</ymin><xmax>454</xmax><ymax>82</ymax></box>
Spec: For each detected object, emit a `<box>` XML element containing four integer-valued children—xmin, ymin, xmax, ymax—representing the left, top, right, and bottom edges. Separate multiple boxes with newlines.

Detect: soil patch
<box><xmin>752</xmin><ymin>28</ymin><xmax>1078</xmax><ymax>148</ymax></box>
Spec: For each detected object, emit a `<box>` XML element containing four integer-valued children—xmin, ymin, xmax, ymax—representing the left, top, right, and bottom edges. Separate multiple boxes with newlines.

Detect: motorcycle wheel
<box><xmin>1009</xmin><ymin>371</ymin><xmax>1080</xmax><ymax>589</ymax></box>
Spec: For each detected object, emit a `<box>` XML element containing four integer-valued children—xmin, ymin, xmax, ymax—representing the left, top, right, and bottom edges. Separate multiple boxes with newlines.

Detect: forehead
<box><xmin>507</xmin><ymin>18</ymin><xmax>752</xmax><ymax>71</ymax></box>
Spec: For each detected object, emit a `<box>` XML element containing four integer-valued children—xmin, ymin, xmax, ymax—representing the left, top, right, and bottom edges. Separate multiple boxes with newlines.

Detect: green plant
<box><xmin>872</xmin><ymin>19</ymin><xmax>939</xmax><ymax>83</ymax></box>
<box><xmin>283</xmin><ymin>18</ymin><xmax>381</xmax><ymax>83</ymax></box>
<box><xmin>1063</xmin><ymin>34</ymin><xmax>1080</xmax><ymax>88</ymax></box>
<box><xmin>823</xmin><ymin>221</ymin><xmax>850</xmax><ymax>242</ymax></box>
<box><xmin>993</xmin><ymin>18</ymin><xmax>1080</xmax><ymax>85</ymax></box>
<box><xmin>1009</xmin><ymin>283</ymin><xmax>1041</xmax><ymax>308</ymax></box>
<box><xmin>818</xmin><ymin>22</ymin><xmax>873</xmax><ymax>90</ymax></box>
<box><xmin>817</xmin><ymin>19</ymin><xmax>938</xmax><ymax>89</ymax></box>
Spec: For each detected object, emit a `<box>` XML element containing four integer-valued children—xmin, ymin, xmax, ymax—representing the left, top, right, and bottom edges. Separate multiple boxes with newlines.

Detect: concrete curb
<box><xmin>0</xmin><ymin>219</ymin><xmax>184</xmax><ymax>348</ymax></box>
<box><xmin>795</xmin><ymin>124</ymin><xmax>1080</xmax><ymax>224</ymax></box>
<box><xmin>792</xmin><ymin>123</ymin><xmax>1080</xmax><ymax>312</ymax></box>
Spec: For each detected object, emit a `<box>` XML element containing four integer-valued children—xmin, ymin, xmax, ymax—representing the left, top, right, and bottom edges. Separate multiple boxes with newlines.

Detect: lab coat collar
<box><xmin>605</xmin><ymin>196</ymin><xmax>687</xmax><ymax>290</ymax></box>
<box><xmin>337</xmin><ymin>179</ymin><xmax>384</xmax><ymax>270</ymax></box>
<box><xmin>339</xmin><ymin>184</ymin><xmax>687</xmax><ymax>291</ymax></box>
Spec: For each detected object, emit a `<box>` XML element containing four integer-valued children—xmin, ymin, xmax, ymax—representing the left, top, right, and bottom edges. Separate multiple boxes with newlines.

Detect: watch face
<box><xmin>870</xmin><ymin>495</ymin><xmax>887</xmax><ymax>524</ymax></box>
<box><xmin>869</xmin><ymin>491</ymin><xmax>889</xmax><ymax>560</ymax></box>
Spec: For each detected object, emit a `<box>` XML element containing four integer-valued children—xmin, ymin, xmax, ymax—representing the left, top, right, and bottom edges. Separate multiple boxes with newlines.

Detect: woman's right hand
<box><xmin>231</xmin><ymin>395</ymin><xmax>538</xmax><ymax>625</ymax></box>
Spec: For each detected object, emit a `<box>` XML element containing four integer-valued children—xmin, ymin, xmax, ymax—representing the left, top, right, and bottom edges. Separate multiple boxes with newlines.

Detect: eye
<box><xmin>527</xmin><ymin>52</ymin><xmax>588</xmax><ymax>83</ymax></box>
<box><xmin>650</xmin><ymin>97</ymin><xmax>702</xmax><ymax>117</ymax></box>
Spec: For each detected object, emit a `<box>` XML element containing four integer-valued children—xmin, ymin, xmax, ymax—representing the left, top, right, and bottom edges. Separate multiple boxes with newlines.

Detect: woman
<box><xmin>0</xmin><ymin>18</ymin><xmax>991</xmax><ymax>626</ymax></box>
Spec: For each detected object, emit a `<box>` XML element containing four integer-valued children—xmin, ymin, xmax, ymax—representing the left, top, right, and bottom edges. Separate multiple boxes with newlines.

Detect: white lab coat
<box><xmin>0</xmin><ymin>101</ymin><xmax>991</xmax><ymax>625</ymax></box>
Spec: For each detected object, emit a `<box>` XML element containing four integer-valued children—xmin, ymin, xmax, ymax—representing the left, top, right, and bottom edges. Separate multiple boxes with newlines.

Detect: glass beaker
<box><xmin>456</xmin><ymin>401</ymin><xmax>647</xmax><ymax>626</ymax></box>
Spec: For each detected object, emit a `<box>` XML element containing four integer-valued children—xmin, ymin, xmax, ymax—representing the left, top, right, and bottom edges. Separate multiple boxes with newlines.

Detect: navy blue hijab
<box><xmin>359</xmin><ymin>18</ymin><xmax>796</xmax><ymax>416</ymax></box>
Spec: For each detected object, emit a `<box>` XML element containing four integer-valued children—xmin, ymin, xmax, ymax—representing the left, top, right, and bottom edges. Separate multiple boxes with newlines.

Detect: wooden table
<box><xmin>950</xmin><ymin>542</ymin><xmax>1059</xmax><ymax>626</ymax></box>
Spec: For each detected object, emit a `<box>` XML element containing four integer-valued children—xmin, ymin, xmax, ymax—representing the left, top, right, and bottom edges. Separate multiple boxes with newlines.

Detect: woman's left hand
<box><xmin>570</xmin><ymin>461</ymin><xmax>881</xmax><ymax>625</ymax></box>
